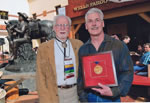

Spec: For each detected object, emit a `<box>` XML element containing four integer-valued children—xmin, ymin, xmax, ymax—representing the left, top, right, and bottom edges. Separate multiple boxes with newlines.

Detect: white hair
<box><xmin>53</xmin><ymin>15</ymin><xmax>72</xmax><ymax>26</ymax></box>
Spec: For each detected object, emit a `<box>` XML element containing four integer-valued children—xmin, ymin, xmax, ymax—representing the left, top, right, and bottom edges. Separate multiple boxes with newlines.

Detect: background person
<box><xmin>36</xmin><ymin>15</ymin><xmax>83</xmax><ymax>103</ymax></box>
<box><xmin>77</xmin><ymin>8</ymin><xmax>133</xmax><ymax>102</ymax></box>
<box><xmin>122</xmin><ymin>35</ymin><xmax>131</xmax><ymax>44</ymax></box>
<box><xmin>136</xmin><ymin>44</ymin><xmax>144</xmax><ymax>57</ymax></box>
<box><xmin>130</xmin><ymin>44</ymin><xmax>144</xmax><ymax>64</ymax></box>
<box><xmin>134</xmin><ymin>43</ymin><xmax>150</xmax><ymax>72</ymax></box>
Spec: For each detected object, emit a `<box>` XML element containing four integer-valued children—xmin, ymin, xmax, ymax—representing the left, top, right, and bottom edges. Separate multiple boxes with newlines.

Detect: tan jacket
<box><xmin>36</xmin><ymin>39</ymin><xmax>83</xmax><ymax>103</ymax></box>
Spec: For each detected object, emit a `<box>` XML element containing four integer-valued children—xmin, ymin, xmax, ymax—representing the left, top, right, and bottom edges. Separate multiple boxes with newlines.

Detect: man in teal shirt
<box><xmin>134</xmin><ymin>43</ymin><xmax>150</xmax><ymax>72</ymax></box>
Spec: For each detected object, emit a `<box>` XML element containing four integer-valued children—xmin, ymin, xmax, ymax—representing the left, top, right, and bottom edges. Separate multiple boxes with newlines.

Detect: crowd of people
<box><xmin>111</xmin><ymin>33</ymin><xmax>150</xmax><ymax>74</ymax></box>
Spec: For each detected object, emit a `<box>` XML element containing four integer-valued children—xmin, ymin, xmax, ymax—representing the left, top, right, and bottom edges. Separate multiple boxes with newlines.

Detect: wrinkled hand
<box><xmin>92</xmin><ymin>83</ymin><xmax>113</xmax><ymax>96</ymax></box>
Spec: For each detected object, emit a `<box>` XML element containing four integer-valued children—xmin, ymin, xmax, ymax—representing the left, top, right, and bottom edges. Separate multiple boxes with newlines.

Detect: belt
<box><xmin>58</xmin><ymin>83</ymin><xmax>76</xmax><ymax>89</ymax></box>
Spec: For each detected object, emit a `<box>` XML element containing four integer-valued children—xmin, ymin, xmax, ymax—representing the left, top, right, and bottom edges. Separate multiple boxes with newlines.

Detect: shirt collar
<box><xmin>85</xmin><ymin>34</ymin><xmax>112</xmax><ymax>46</ymax></box>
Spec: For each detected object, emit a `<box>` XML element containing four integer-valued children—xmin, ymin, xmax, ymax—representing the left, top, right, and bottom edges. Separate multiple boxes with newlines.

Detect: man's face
<box><xmin>144</xmin><ymin>45</ymin><xmax>150</xmax><ymax>52</ymax></box>
<box><xmin>53</xmin><ymin>17</ymin><xmax>70</xmax><ymax>40</ymax></box>
<box><xmin>85</xmin><ymin>12</ymin><xmax>104</xmax><ymax>36</ymax></box>
<box><xmin>138</xmin><ymin>45</ymin><xmax>142</xmax><ymax>51</ymax></box>
<box><xmin>124</xmin><ymin>38</ymin><xmax>130</xmax><ymax>44</ymax></box>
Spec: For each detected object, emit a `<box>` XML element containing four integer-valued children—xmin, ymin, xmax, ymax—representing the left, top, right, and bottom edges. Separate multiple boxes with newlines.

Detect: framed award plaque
<box><xmin>82</xmin><ymin>51</ymin><xmax>118</xmax><ymax>88</ymax></box>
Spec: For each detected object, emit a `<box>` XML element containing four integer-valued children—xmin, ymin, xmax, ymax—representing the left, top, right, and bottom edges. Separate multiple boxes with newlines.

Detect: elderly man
<box><xmin>36</xmin><ymin>15</ymin><xmax>83</xmax><ymax>103</ymax></box>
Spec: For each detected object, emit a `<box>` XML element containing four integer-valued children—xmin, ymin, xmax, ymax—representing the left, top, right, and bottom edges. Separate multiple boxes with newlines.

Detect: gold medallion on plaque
<box><xmin>94</xmin><ymin>64</ymin><xmax>103</xmax><ymax>74</ymax></box>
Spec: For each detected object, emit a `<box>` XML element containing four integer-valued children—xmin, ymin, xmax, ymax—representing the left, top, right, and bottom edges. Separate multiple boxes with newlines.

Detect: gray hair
<box><xmin>53</xmin><ymin>15</ymin><xmax>72</xmax><ymax>26</ymax></box>
<box><xmin>85</xmin><ymin>8</ymin><xmax>104</xmax><ymax>22</ymax></box>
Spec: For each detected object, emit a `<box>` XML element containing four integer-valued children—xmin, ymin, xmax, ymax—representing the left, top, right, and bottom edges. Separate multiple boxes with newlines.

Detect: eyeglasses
<box><xmin>55</xmin><ymin>24</ymin><xmax>70</xmax><ymax>28</ymax></box>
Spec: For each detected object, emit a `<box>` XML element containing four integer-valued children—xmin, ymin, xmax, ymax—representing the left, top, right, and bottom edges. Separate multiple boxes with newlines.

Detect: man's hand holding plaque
<box><xmin>92</xmin><ymin>83</ymin><xmax>113</xmax><ymax>96</ymax></box>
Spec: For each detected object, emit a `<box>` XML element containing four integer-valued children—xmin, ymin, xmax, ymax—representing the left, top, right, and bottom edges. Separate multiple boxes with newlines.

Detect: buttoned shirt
<box><xmin>140</xmin><ymin>51</ymin><xmax>150</xmax><ymax>65</ymax></box>
<box><xmin>77</xmin><ymin>34</ymin><xmax>134</xmax><ymax>101</ymax></box>
<box><xmin>54</xmin><ymin>39</ymin><xmax>76</xmax><ymax>85</ymax></box>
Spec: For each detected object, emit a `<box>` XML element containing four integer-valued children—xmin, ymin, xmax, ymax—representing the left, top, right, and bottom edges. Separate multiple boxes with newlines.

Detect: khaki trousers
<box><xmin>58</xmin><ymin>85</ymin><xmax>78</xmax><ymax>103</ymax></box>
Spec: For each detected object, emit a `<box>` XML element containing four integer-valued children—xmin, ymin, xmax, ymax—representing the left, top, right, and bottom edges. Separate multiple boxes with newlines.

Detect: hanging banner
<box><xmin>66</xmin><ymin>0</ymin><xmax>148</xmax><ymax>18</ymax></box>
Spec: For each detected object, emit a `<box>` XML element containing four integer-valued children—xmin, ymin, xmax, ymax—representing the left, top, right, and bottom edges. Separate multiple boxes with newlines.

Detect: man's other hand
<box><xmin>92</xmin><ymin>83</ymin><xmax>113</xmax><ymax>96</ymax></box>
